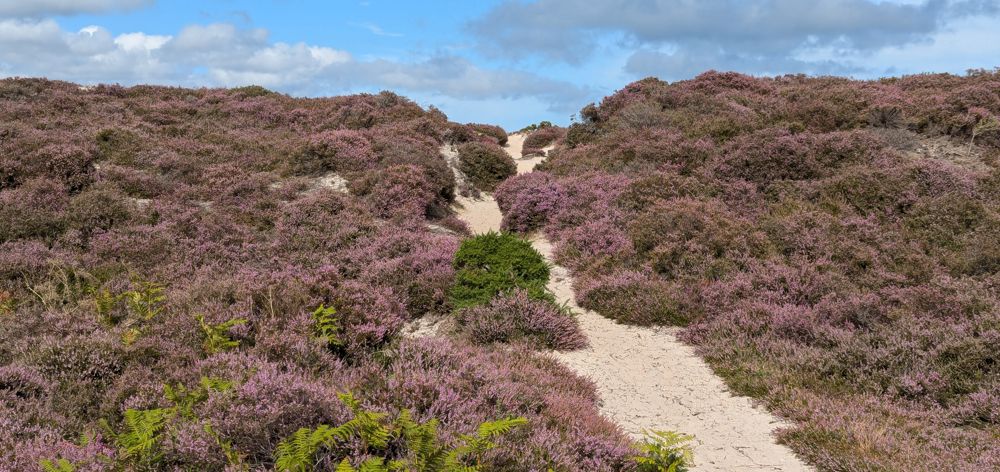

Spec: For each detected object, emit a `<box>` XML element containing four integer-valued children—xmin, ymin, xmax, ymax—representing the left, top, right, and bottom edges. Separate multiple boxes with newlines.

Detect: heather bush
<box><xmin>67</xmin><ymin>185</ymin><xmax>134</xmax><ymax>237</ymax></box>
<box><xmin>713</xmin><ymin>128</ymin><xmax>889</xmax><ymax>187</ymax></box>
<box><xmin>443</xmin><ymin>123</ymin><xmax>477</xmax><ymax>144</ymax></box>
<box><xmin>539</xmin><ymin>128</ymin><xmax>714</xmax><ymax>175</ymax></box>
<box><xmin>494</xmin><ymin>172</ymin><xmax>565</xmax><ymax>233</ymax></box>
<box><xmin>627</xmin><ymin>198</ymin><xmax>770</xmax><ymax>280</ymax></box>
<box><xmin>349</xmin><ymin>164</ymin><xmax>437</xmax><ymax>218</ymax></box>
<box><xmin>456</xmin><ymin>141</ymin><xmax>516</xmax><ymax>191</ymax></box>
<box><xmin>522</xmin><ymin>126</ymin><xmax>565</xmax><ymax>156</ymax></box>
<box><xmin>290</xmin><ymin>129</ymin><xmax>376</xmax><ymax>176</ymax></box>
<box><xmin>450</xmin><ymin>232</ymin><xmax>551</xmax><ymax>310</ymax></box>
<box><xmin>0</xmin><ymin>136</ymin><xmax>97</xmax><ymax>192</ymax></box>
<box><xmin>467</xmin><ymin>123</ymin><xmax>509</xmax><ymax>146</ymax></box>
<box><xmin>0</xmin><ymin>178</ymin><xmax>69</xmax><ymax>242</ymax></box>
<box><xmin>576</xmin><ymin>270</ymin><xmax>685</xmax><ymax>326</ymax></box>
<box><xmin>457</xmin><ymin>289</ymin><xmax>586</xmax><ymax>350</ymax></box>
<box><xmin>95</xmin><ymin>128</ymin><xmax>144</xmax><ymax>166</ymax></box>
<box><xmin>615</xmin><ymin>172</ymin><xmax>713</xmax><ymax>212</ymax></box>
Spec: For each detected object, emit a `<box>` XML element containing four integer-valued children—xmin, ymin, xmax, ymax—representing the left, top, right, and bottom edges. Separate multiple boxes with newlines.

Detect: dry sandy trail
<box><xmin>446</xmin><ymin>133</ymin><xmax>811</xmax><ymax>471</ymax></box>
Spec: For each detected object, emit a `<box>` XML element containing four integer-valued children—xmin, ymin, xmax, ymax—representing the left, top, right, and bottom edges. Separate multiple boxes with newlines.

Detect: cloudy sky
<box><xmin>0</xmin><ymin>0</ymin><xmax>998</xmax><ymax>128</ymax></box>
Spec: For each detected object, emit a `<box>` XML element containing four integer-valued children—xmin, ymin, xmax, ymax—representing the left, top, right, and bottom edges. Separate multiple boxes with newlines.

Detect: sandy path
<box><xmin>446</xmin><ymin>133</ymin><xmax>811</xmax><ymax>471</ymax></box>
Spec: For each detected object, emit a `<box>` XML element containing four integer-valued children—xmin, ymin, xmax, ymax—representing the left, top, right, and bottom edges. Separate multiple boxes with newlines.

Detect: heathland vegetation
<box><xmin>3</xmin><ymin>67</ymin><xmax>1000</xmax><ymax>471</ymax></box>
<box><xmin>0</xmin><ymin>79</ymin><xmax>683</xmax><ymax>471</ymax></box>
<box><xmin>496</xmin><ymin>70</ymin><xmax>1000</xmax><ymax>470</ymax></box>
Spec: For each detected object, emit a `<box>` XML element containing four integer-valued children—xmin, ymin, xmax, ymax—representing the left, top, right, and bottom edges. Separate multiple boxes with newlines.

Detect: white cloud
<box><xmin>470</xmin><ymin>0</ymin><xmax>1000</xmax><ymax>78</ymax></box>
<box><xmin>0</xmin><ymin>0</ymin><xmax>152</xmax><ymax>17</ymax></box>
<box><xmin>0</xmin><ymin>20</ymin><xmax>588</xmax><ymax>113</ymax></box>
<box><xmin>114</xmin><ymin>32</ymin><xmax>171</xmax><ymax>53</ymax></box>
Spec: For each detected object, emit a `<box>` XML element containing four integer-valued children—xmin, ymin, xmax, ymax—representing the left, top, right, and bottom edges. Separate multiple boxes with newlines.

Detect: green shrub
<box><xmin>67</xmin><ymin>185</ymin><xmax>133</xmax><ymax>235</ymax></box>
<box><xmin>449</xmin><ymin>232</ymin><xmax>551</xmax><ymax>310</ymax></box>
<box><xmin>230</xmin><ymin>85</ymin><xmax>276</xmax><ymax>98</ymax></box>
<box><xmin>457</xmin><ymin>142</ymin><xmax>516</xmax><ymax>192</ymax></box>
<box><xmin>0</xmin><ymin>178</ymin><xmax>68</xmax><ymax>243</ymax></box>
<box><xmin>516</xmin><ymin>121</ymin><xmax>553</xmax><ymax>134</ymax></box>
<box><xmin>633</xmin><ymin>430</ymin><xmax>695</xmax><ymax>472</ymax></box>
<box><xmin>467</xmin><ymin>123</ymin><xmax>508</xmax><ymax>146</ymax></box>
<box><xmin>95</xmin><ymin>128</ymin><xmax>143</xmax><ymax>166</ymax></box>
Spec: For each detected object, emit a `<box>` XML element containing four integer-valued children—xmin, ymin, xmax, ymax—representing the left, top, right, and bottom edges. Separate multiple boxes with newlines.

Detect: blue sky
<box><xmin>1</xmin><ymin>0</ymin><xmax>998</xmax><ymax>129</ymax></box>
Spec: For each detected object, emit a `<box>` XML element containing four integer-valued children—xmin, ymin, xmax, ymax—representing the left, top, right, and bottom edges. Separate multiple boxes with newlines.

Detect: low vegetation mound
<box><xmin>457</xmin><ymin>288</ymin><xmax>586</xmax><ymax>351</ymax></box>
<box><xmin>456</xmin><ymin>142</ymin><xmax>516</xmax><ymax>191</ymax></box>
<box><xmin>497</xmin><ymin>70</ymin><xmax>1000</xmax><ymax>471</ymax></box>
<box><xmin>467</xmin><ymin>123</ymin><xmax>508</xmax><ymax>146</ymax></box>
<box><xmin>450</xmin><ymin>232</ymin><xmax>584</xmax><ymax>351</ymax></box>
<box><xmin>449</xmin><ymin>232</ymin><xmax>551</xmax><ymax>309</ymax></box>
<box><xmin>522</xmin><ymin>126</ymin><xmax>566</xmax><ymax>156</ymax></box>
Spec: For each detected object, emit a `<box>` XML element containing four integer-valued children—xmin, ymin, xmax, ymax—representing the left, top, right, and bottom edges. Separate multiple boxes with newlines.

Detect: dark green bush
<box><xmin>468</xmin><ymin>123</ymin><xmax>508</xmax><ymax>146</ymax></box>
<box><xmin>96</xmin><ymin>128</ymin><xmax>143</xmax><ymax>166</ymax></box>
<box><xmin>0</xmin><ymin>178</ymin><xmax>68</xmax><ymax>242</ymax></box>
<box><xmin>564</xmin><ymin>122</ymin><xmax>599</xmax><ymax>148</ymax></box>
<box><xmin>449</xmin><ymin>232</ymin><xmax>551</xmax><ymax>310</ymax></box>
<box><xmin>616</xmin><ymin>173</ymin><xmax>713</xmax><ymax>212</ymax></box>
<box><xmin>230</xmin><ymin>85</ymin><xmax>276</xmax><ymax>98</ymax></box>
<box><xmin>68</xmin><ymin>185</ymin><xmax>134</xmax><ymax>235</ymax></box>
<box><xmin>457</xmin><ymin>142</ymin><xmax>516</xmax><ymax>191</ymax></box>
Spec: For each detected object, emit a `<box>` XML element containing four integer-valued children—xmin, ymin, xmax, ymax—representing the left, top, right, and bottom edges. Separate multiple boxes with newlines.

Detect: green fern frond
<box><xmin>124</xmin><ymin>280</ymin><xmax>165</xmax><ymax>320</ymax></box>
<box><xmin>200</xmin><ymin>375</ymin><xmax>234</xmax><ymax>393</ymax></box>
<box><xmin>196</xmin><ymin>314</ymin><xmax>247</xmax><ymax>355</ymax></box>
<box><xmin>39</xmin><ymin>458</ymin><xmax>76</xmax><ymax>472</ymax></box>
<box><xmin>92</xmin><ymin>287</ymin><xmax>121</xmax><ymax>325</ymax></box>
<box><xmin>312</xmin><ymin>304</ymin><xmax>343</xmax><ymax>348</ymax></box>
<box><xmin>335</xmin><ymin>458</ymin><xmax>357</xmax><ymax>472</ymax></box>
<box><xmin>337</xmin><ymin>391</ymin><xmax>362</xmax><ymax>412</ymax></box>
<box><xmin>475</xmin><ymin>417</ymin><xmax>528</xmax><ymax>440</ymax></box>
<box><xmin>633</xmin><ymin>430</ymin><xmax>694</xmax><ymax>472</ymax></box>
<box><xmin>111</xmin><ymin>408</ymin><xmax>171</xmax><ymax>465</ymax></box>
<box><xmin>446</xmin><ymin>417</ymin><xmax>528</xmax><ymax>469</ymax></box>
<box><xmin>275</xmin><ymin>424</ymin><xmax>356</xmax><ymax>472</ymax></box>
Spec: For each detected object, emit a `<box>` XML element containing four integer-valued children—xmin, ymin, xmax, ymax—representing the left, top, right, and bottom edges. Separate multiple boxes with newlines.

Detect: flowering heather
<box><xmin>502</xmin><ymin>71</ymin><xmax>1000</xmax><ymax>470</ymax></box>
<box><xmin>495</xmin><ymin>171</ymin><xmax>566</xmax><ymax>233</ymax></box>
<box><xmin>466</xmin><ymin>123</ymin><xmax>509</xmax><ymax>146</ymax></box>
<box><xmin>522</xmin><ymin>126</ymin><xmax>566</xmax><ymax>156</ymax></box>
<box><xmin>0</xmin><ymin>79</ymin><xmax>633</xmax><ymax>470</ymax></box>
<box><xmin>457</xmin><ymin>288</ymin><xmax>587</xmax><ymax>351</ymax></box>
<box><xmin>456</xmin><ymin>141</ymin><xmax>516</xmax><ymax>192</ymax></box>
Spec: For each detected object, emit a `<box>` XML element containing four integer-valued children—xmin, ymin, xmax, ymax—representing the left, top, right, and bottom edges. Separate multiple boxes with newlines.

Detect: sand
<box><xmin>444</xmin><ymin>133</ymin><xmax>812</xmax><ymax>471</ymax></box>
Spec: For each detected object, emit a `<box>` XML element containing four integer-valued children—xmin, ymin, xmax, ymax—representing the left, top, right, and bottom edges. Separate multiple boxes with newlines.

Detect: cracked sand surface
<box><xmin>450</xmin><ymin>133</ymin><xmax>811</xmax><ymax>471</ymax></box>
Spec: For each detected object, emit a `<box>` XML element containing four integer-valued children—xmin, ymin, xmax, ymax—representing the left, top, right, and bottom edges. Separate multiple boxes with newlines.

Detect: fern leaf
<box><xmin>39</xmin><ymin>458</ymin><xmax>76</xmax><ymax>472</ymax></box>
<box><xmin>633</xmin><ymin>430</ymin><xmax>694</xmax><ymax>472</ymax></box>
<box><xmin>475</xmin><ymin>417</ymin><xmax>528</xmax><ymax>440</ymax></box>
<box><xmin>357</xmin><ymin>458</ymin><xmax>389</xmax><ymax>472</ymax></box>
<box><xmin>115</xmin><ymin>408</ymin><xmax>170</xmax><ymax>464</ymax></box>
<box><xmin>335</xmin><ymin>458</ymin><xmax>357</xmax><ymax>472</ymax></box>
